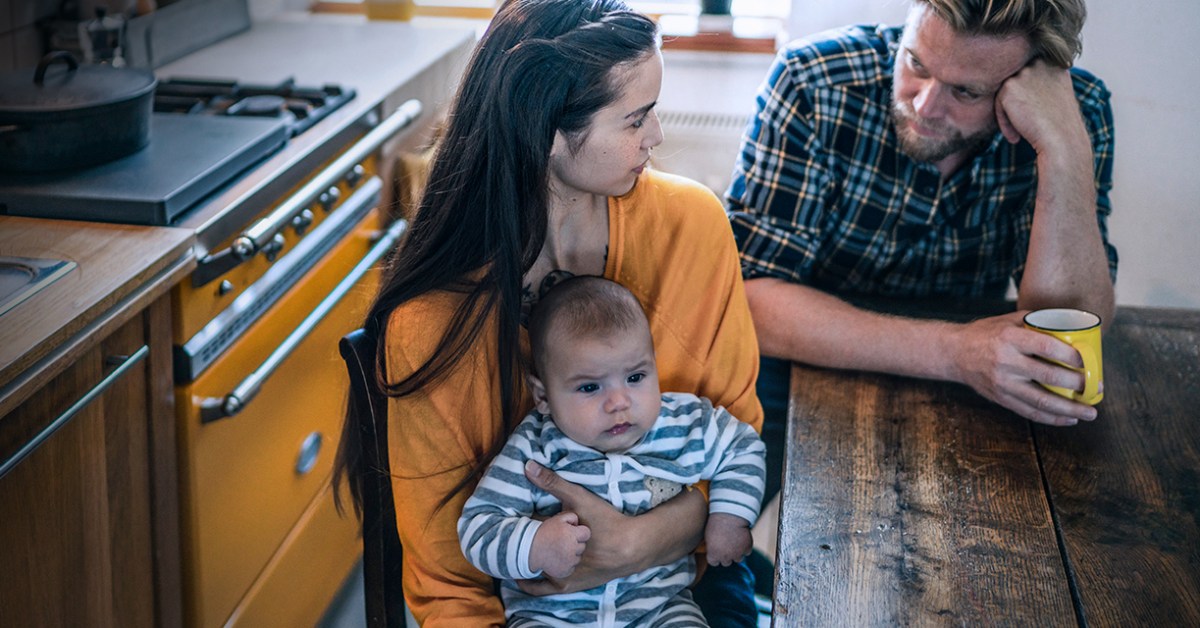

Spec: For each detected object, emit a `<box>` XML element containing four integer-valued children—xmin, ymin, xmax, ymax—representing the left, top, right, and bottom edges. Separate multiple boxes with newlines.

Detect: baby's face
<box><xmin>533</xmin><ymin>324</ymin><xmax>661</xmax><ymax>452</ymax></box>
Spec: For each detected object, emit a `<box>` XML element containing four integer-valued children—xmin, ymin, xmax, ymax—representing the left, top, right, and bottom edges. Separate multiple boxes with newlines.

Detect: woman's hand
<box><xmin>516</xmin><ymin>461</ymin><xmax>706</xmax><ymax>595</ymax></box>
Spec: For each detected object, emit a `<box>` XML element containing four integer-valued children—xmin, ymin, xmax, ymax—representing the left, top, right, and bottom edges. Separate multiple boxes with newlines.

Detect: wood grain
<box><xmin>144</xmin><ymin>296</ymin><xmax>184</xmax><ymax>628</ymax></box>
<box><xmin>101</xmin><ymin>316</ymin><xmax>156</xmax><ymax>625</ymax></box>
<box><xmin>0</xmin><ymin>216</ymin><xmax>194</xmax><ymax>418</ymax></box>
<box><xmin>1033</xmin><ymin>307</ymin><xmax>1200</xmax><ymax>625</ymax></box>
<box><xmin>0</xmin><ymin>314</ymin><xmax>157</xmax><ymax>628</ymax></box>
<box><xmin>776</xmin><ymin>366</ymin><xmax>1075</xmax><ymax>625</ymax></box>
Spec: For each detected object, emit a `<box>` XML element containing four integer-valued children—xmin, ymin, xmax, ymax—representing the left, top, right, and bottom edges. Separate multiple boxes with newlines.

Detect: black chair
<box><xmin>339</xmin><ymin>329</ymin><xmax>407</xmax><ymax>628</ymax></box>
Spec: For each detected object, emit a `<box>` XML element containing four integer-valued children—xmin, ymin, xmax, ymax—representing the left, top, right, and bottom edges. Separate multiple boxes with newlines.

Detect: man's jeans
<box><xmin>695</xmin><ymin>560</ymin><xmax>758</xmax><ymax>627</ymax></box>
<box><xmin>692</xmin><ymin>355</ymin><xmax>792</xmax><ymax>626</ymax></box>
<box><xmin>757</xmin><ymin>355</ymin><xmax>791</xmax><ymax>506</ymax></box>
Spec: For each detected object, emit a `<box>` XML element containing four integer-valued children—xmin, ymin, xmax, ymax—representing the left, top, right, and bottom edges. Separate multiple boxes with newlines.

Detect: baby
<box><xmin>458</xmin><ymin>276</ymin><xmax>766</xmax><ymax>627</ymax></box>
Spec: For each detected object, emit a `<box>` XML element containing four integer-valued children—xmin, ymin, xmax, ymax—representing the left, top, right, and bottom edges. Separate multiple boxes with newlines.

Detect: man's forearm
<box><xmin>746</xmin><ymin>277</ymin><xmax>1106</xmax><ymax>426</ymax></box>
<box><xmin>996</xmin><ymin>62</ymin><xmax>1115</xmax><ymax>326</ymax></box>
<box><xmin>745</xmin><ymin>278</ymin><xmax>960</xmax><ymax>382</ymax></box>
<box><xmin>1018</xmin><ymin>147</ymin><xmax>1115</xmax><ymax>326</ymax></box>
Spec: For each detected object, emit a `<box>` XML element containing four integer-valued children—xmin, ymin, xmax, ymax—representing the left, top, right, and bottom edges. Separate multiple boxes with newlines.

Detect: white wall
<box><xmin>788</xmin><ymin>0</ymin><xmax>908</xmax><ymax>39</ymax></box>
<box><xmin>1076</xmin><ymin>2</ymin><xmax>1200</xmax><ymax>309</ymax></box>
<box><xmin>781</xmin><ymin>0</ymin><xmax>1200</xmax><ymax>309</ymax></box>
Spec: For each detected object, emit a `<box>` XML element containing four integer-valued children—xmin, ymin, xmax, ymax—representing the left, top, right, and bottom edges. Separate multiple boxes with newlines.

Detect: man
<box><xmin>728</xmin><ymin>0</ymin><xmax>1116</xmax><ymax>502</ymax></box>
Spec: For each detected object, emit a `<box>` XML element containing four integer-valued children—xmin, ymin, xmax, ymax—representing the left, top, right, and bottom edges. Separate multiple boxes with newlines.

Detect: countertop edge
<box><xmin>0</xmin><ymin>230</ymin><xmax>196</xmax><ymax>418</ymax></box>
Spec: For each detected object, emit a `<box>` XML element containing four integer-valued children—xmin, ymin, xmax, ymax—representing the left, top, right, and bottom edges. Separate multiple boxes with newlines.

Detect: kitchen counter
<box><xmin>0</xmin><ymin>216</ymin><xmax>195</xmax><ymax>417</ymax></box>
<box><xmin>0</xmin><ymin>15</ymin><xmax>477</xmax><ymax>627</ymax></box>
<box><xmin>154</xmin><ymin>16</ymin><xmax>476</xmax><ymax>627</ymax></box>
<box><xmin>0</xmin><ymin>12</ymin><xmax>474</xmax><ymax>422</ymax></box>
<box><xmin>155</xmin><ymin>13</ymin><xmax>476</xmax><ymax>254</ymax></box>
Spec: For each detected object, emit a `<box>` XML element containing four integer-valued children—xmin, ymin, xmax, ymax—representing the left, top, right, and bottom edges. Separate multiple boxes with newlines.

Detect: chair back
<box><xmin>339</xmin><ymin>329</ymin><xmax>406</xmax><ymax>628</ymax></box>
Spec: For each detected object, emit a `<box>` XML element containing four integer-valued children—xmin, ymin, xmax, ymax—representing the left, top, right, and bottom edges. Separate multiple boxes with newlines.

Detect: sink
<box><xmin>0</xmin><ymin>256</ymin><xmax>77</xmax><ymax>317</ymax></box>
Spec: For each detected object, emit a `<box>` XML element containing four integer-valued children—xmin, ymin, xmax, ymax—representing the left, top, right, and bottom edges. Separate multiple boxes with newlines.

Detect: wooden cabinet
<box><xmin>0</xmin><ymin>296</ymin><xmax>181</xmax><ymax>628</ymax></box>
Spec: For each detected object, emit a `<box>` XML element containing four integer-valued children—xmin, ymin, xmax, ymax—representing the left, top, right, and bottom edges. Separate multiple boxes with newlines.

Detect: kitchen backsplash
<box><xmin>1</xmin><ymin>0</ymin><xmax>58</xmax><ymax>71</ymax></box>
<box><xmin>2</xmin><ymin>0</ymin><xmax>142</xmax><ymax>70</ymax></box>
<box><xmin>0</xmin><ymin>0</ymin><xmax>306</xmax><ymax>72</ymax></box>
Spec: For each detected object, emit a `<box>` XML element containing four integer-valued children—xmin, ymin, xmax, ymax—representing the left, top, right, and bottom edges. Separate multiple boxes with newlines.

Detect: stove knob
<box><xmin>292</xmin><ymin>208</ymin><xmax>315</xmax><ymax>235</ymax></box>
<box><xmin>262</xmin><ymin>233</ymin><xmax>286</xmax><ymax>262</ymax></box>
<box><xmin>218</xmin><ymin>280</ymin><xmax>235</xmax><ymax>296</ymax></box>
<box><xmin>319</xmin><ymin>186</ymin><xmax>341</xmax><ymax>212</ymax></box>
<box><xmin>346</xmin><ymin>163</ymin><xmax>365</xmax><ymax>187</ymax></box>
<box><xmin>232</xmin><ymin>236</ymin><xmax>257</xmax><ymax>259</ymax></box>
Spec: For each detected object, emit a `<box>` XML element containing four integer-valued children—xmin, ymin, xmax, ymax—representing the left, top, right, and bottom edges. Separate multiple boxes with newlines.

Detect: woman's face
<box><xmin>549</xmin><ymin>50</ymin><xmax>665</xmax><ymax>199</ymax></box>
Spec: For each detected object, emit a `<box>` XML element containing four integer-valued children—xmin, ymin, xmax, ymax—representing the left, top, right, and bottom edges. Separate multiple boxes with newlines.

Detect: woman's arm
<box><xmin>516</xmin><ymin>461</ymin><xmax>707</xmax><ymax>595</ymax></box>
<box><xmin>628</xmin><ymin>175</ymin><xmax>764</xmax><ymax>433</ymax></box>
<box><xmin>691</xmin><ymin>222</ymin><xmax>764</xmax><ymax>433</ymax></box>
<box><xmin>384</xmin><ymin>299</ymin><xmax>509</xmax><ymax>627</ymax></box>
<box><xmin>390</xmin><ymin>470</ymin><xmax>506</xmax><ymax>627</ymax></box>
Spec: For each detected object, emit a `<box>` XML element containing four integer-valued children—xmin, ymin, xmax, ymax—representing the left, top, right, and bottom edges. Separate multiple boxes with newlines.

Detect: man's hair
<box><xmin>528</xmin><ymin>276</ymin><xmax>648</xmax><ymax>375</ymax></box>
<box><xmin>914</xmin><ymin>0</ymin><xmax>1086</xmax><ymax>68</ymax></box>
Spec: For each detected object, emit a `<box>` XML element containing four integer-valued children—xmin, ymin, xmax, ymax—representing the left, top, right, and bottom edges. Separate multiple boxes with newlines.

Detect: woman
<box><xmin>334</xmin><ymin>0</ymin><xmax>763</xmax><ymax>625</ymax></box>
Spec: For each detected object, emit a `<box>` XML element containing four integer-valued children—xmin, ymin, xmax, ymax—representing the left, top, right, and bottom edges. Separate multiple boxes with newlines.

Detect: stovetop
<box><xmin>154</xmin><ymin>77</ymin><xmax>355</xmax><ymax>138</ymax></box>
<box><xmin>0</xmin><ymin>114</ymin><xmax>288</xmax><ymax>226</ymax></box>
<box><xmin>0</xmin><ymin>77</ymin><xmax>355</xmax><ymax>226</ymax></box>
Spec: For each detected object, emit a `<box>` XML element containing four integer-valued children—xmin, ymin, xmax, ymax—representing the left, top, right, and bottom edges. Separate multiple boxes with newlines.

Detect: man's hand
<box><xmin>703</xmin><ymin>513</ymin><xmax>753</xmax><ymax>567</ymax></box>
<box><xmin>947</xmin><ymin>311</ymin><xmax>1099</xmax><ymax>426</ymax></box>
<box><xmin>528</xmin><ymin>511</ymin><xmax>590</xmax><ymax>579</ymax></box>
<box><xmin>994</xmin><ymin>59</ymin><xmax>1090</xmax><ymax>156</ymax></box>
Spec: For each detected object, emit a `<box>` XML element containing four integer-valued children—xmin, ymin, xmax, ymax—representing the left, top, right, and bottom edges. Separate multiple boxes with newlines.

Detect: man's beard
<box><xmin>890</xmin><ymin>98</ymin><xmax>996</xmax><ymax>163</ymax></box>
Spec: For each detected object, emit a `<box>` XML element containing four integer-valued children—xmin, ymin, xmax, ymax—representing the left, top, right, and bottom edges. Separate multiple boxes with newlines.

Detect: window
<box><xmin>312</xmin><ymin>0</ymin><xmax>787</xmax><ymax>21</ymax></box>
<box><xmin>311</xmin><ymin>0</ymin><xmax>496</xmax><ymax>19</ymax></box>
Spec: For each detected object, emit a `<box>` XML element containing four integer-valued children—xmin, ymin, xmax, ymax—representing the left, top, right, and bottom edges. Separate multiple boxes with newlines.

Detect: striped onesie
<box><xmin>458</xmin><ymin>392</ymin><xmax>766</xmax><ymax>627</ymax></box>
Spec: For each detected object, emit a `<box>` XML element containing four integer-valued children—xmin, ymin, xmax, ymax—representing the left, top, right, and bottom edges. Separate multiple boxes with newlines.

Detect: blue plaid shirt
<box><xmin>727</xmin><ymin>24</ymin><xmax>1118</xmax><ymax>298</ymax></box>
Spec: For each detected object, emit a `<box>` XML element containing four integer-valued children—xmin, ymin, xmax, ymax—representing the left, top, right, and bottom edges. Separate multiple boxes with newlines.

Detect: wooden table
<box><xmin>772</xmin><ymin>304</ymin><xmax>1200</xmax><ymax>626</ymax></box>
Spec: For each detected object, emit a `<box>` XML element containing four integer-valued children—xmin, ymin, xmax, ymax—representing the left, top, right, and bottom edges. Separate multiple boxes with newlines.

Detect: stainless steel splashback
<box><xmin>124</xmin><ymin>0</ymin><xmax>251</xmax><ymax>68</ymax></box>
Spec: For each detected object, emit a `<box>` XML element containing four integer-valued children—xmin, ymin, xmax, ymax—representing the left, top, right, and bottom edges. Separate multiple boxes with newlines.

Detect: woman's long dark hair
<box><xmin>334</xmin><ymin>0</ymin><xmax>658</xmax><ymax>518</ymax></box>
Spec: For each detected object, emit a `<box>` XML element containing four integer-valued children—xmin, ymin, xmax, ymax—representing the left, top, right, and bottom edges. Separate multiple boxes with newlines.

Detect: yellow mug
<box><xmin>1023</xmin><ymin>308</ymin><xmax>1103</xmax><ymax>405</ymax></box>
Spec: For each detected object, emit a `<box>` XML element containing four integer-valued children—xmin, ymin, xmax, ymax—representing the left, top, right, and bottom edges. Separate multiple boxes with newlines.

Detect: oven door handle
<box><xmin>194</xmin><ymin>99</ymin><xmax>423</xmax><ymax>286</ymax></box>
<box><xmin>199</xmin><ymin>218</ymin><xmax>406</xmax><ymax>423</ymax></box>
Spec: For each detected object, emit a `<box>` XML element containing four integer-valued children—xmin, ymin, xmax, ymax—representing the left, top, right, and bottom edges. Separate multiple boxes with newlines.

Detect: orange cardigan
<box><xmin>384</xmin><ymin>170</ymin><xmax>763</xmax><ymax>626</ymax></box>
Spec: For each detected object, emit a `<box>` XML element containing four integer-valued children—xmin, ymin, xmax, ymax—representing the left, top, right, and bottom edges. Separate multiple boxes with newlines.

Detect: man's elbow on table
<box><xmin>1016</xmin><ymin>276</ymin><xmax>1116</xmax><ymax>332</ymax></box>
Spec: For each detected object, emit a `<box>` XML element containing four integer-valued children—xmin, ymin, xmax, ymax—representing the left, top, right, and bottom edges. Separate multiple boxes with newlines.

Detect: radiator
<box><xmin>652</xmin><ymin>109</ymin><xmax>750</xmax><ymax>196</ymax></box>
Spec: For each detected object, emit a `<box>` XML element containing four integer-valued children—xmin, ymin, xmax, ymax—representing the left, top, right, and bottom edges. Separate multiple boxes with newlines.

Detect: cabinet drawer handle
<box><xmin>0</xmin><ymin>345</ymin><xmax>149</xmax><ymax>479</ymax></box>
<box><xmin>199</xmin><ymin>217</ymin><xmax>407</xmax><ymax>423</ymax></box>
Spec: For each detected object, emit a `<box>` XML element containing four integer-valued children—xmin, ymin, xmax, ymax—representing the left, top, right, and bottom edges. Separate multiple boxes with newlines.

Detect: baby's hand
<box><xmin>704</xmin><ymin>512</ymin><xmax>752</xmax><ymax>567</ymax></box>
<box><xmin>528</xmin><ymin>511</ymin><xmax>591</xmax><ymax>579</ymax></box>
